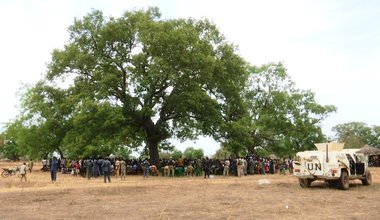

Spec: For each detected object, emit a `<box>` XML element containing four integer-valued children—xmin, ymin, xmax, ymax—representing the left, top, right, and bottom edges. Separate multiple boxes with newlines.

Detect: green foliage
<box><xmin>0</xmin><ymin>134</ymin><xmax>20</xmax><ymax>161</ymax></box>
<box><xmin>332</xmin><ymin>122</ymin><xmax>380</xmax><ymax>148</ymax></box>
<box><xmin>370</xmin><ymin>126</ymin><xmax>380</xmax><ymax>147</ymax></box>
<box><xmin>255</xmin><ymin>147</ymin><xmax>271</xmax><ymax>158</ymax></box>
<box><xmin>183</xmin><ymin>146</ymin><xmax>204</xmax><ymax>159</ymax></box>
<box><xmin>37</xmin><ymin>7</ymin><xmax>247</xmax><ymax>164</ymax></box>
<box><xmin>170</xmin><ymin>149</ymin><xmax>183</xmax><ymax>159</ymax></box>
<box><xmin>242</xmin><ymin>62</ymin><xmax>336</xmax><ymax>156</ymax></box>
<box><xmin>114</xmin><ymin>146</ymin><xmax>132</xmax><ymax>160</ymax></box>
<box><xmin>213</xmin><ymin>147</ymin><xmax>231</xmax><ymax>159</ymax></box>
<box><xmin>159</xmin><ymin>147</ymin><xmax>203</xmax><ymax>160</ymax></box>
<box><xmin>158</xmin><ymin>151</ymin><xmax>171</xmax><ymax>159</ymax></box>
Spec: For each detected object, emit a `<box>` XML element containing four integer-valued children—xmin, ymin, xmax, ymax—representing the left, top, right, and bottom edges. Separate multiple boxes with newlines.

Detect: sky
<box><xmin>1</xmin><ymin>0</ymin><xmax>380</xmax><ymax>156</ymax></box>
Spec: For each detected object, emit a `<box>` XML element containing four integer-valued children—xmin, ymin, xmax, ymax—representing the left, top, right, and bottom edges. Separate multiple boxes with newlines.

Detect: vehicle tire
<box><xmin>1</xmin><ymin>170</ymin><xmax>10</xmax><ymax>178</ymax></box>
<box><xmin>299</xmin><ymin>178</ymin><xmax>311</xmax><ymax>188</ymax></box>
<box><xmin>338</xmin><ymin>170</ymin><xmax>349</xmax><ymax>190</ymax></box>
<box><xmin>361</xmin><ymin>171</ymin><xmax>372</xmax><ymax>185</ymax></box>
<box><xmin>326</xmin><ymin>180</ymin><xmax>337</xmax><ymax>188</ymax></box>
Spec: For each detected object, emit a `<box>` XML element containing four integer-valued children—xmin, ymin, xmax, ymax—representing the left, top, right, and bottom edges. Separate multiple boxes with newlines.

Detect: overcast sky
<box><xmin>1</xmin><ymin>0</ymin><xmax>379</xmax><ymax>156</ymax></box>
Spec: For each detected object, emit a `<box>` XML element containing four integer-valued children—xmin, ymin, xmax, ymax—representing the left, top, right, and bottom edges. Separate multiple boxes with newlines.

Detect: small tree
<box><xmin>171</xmin><ymin>149</ymin><xmax>183</xmax><ymax>160</ymax></box>
<box><xmin>332</xmin><ymin>122</ymin><xmax>374</xmax><ymax>148</ymax></box>
<box><xmin>183</xmin><ymin>147</ymin><xmax>204</xmax><ymax>159</ymax></box>
<box><xmin>0</xmin><ymin>134</ymin><xmax>20</xmax><ymax>161</ymax></box>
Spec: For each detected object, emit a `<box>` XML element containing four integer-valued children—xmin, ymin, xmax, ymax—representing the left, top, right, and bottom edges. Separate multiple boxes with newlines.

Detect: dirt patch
<box><xmin>0</xmin><ymin>162</ymin><xmax>379</xmax><ymax>219</ymax></box>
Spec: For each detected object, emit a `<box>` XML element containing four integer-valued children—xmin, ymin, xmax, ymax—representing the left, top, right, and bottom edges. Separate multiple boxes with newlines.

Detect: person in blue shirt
<box><xmin>102</xmin><ymin>157</ymin><xmax>112</xmax><ymax>183</ymax></box>
<box><xmin>142</xmin><ymin>158</ymin><xmax>150</xmax><ymax>178</ymax></box>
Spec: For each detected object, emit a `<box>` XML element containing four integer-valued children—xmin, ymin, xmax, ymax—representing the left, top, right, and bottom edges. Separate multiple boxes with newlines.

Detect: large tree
<box><xmin>20</xmin><ymin>8</ymin><xmax>247</xmax><ymax>164</ymax></box>
<box><xmin>223</xmin><ymin>62</ymin><xmax>336</xmax><ymax>157</ymax></box>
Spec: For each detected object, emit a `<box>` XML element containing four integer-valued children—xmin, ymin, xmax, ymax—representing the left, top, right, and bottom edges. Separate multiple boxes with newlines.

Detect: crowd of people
<box><xmin>37</xmin><ymin>155</ymin><xmax>294</xmax><ymax>182</ymax></box>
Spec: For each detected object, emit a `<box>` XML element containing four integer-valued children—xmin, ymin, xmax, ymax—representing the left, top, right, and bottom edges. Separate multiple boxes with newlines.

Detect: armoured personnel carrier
<box><xmin>293</xmin><ymin>143</ymin><xmax>372</xmax><ymax>190</ymax></box>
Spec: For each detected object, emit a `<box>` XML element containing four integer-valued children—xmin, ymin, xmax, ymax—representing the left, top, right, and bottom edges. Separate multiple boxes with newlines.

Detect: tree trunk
<box><xmin>143</xmin><ymin>116</ymin><xmax>161</xmax><ymax>166</ymax></box>
<box><xmin>148</xmin><ymin>139</ymin><xmax>160</xmax><ymax>166</ymax></box>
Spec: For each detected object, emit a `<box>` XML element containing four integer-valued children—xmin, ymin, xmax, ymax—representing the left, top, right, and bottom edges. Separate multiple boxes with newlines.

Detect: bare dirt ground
<box><xmin>0</xmin><ymin>162</ymin><xmax>379</xmax><ymax>220</ymax></box>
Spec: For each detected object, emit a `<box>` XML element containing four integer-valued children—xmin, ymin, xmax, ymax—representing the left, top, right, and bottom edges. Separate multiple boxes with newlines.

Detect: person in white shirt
<box><xmin>223</xmin><ymin>159</ymin><xmax>230</xmax><ymax>177</ymax></box>
<box><xmin>20</xmin><ymin>162</ymin><xmax>27</xmax><ymax>182</ymax></box>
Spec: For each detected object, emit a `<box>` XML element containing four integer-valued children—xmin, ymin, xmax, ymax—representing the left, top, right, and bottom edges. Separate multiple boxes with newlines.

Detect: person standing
<box><xmin>186</xmin><ymin>164</ymin><xmax>194</xmax><ymax>177</ymax></box>
<box><xmin>102</xmin><ymin>157</ymin><xmax>112</xmax><ymax>183</ymax></box>
<box><xmin>93</xmin><ymin>158</ymin><xmax>100</xmax><ymax>177</ymax></box>
<box><xmin>281</xmin><ymin>159</ymin><xmax>288</xmax><ymax>175</ymax></box>
<box><xmin>142</xmin><ymin>158</ymin><xmax>150</xmax><ymax>178</ymax></box>
<box><xmin>237</xmin><ymin>157</ymin><xmax>243</xmax><ymax>177</ymax></box>
<box><xmin>120</xmin><ymin>159</ymin><xmax>127</xmax><ymax>180</ymax></box>
<box><xmin>50</xmin><ymin>157</ymin><xmax>58</xmax><ymax>183</ymax></box>
<box><xmin>194</xmin><ymin>158</ymin><xmax>202</xmax><ymax>176</ymax></box>
<box><xmin>223</xmin><ymin>159</ymin><xmax>230</xmax><ymax>177</ymax></box>
<box><xmin>114</xmin><ymin>158</ymin><xmax>120</xmax><ymax>179</ymax></box>
<box><xmin>73</xmin><ymin>160</ymin><xmax>80</xmax><ymax>176</ymax></box>
<box><xmin>86</xmin><ymin>159</ymin><xmax>94</xmax><ymax>180</ymax></box>
<box><xmin>243</xmin><ymin>158</ymin><xmax>248</xmax><ymax>176</ymax></box>
<box><xmin>202</xmin><ymin>157</ymin><xmax>211</xmax><ymax>178</ymax></box>
<box><xmin>269</xmin><ymin>159</ymin><xmax>275</xmax><ymax>174</ymax></box>
<box><xmin>20</xmin><ymin>162</ymin><xmax>27</xmax><ymax>182</ymax></box>
<box><xmin>168</xmin><ymin>158</ymin><xmax>175</xmax><ymax>177</ymax></box>
<box><xmin>288</xmin><ymin>159</ymin><xmax>294</xmax><ymax>174</ymax></box>
<box><xmin>261</xmin><ymin>159</ymin><xmax>266</xmax><ymax>175</ymax></box>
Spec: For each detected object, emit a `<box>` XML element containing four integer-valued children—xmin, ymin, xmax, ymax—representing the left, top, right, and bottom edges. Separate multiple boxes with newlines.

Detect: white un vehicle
<box><xmin>293</xmin><ymin>143</ymin><xmax>372</xmax><ymax>190</ymax></box>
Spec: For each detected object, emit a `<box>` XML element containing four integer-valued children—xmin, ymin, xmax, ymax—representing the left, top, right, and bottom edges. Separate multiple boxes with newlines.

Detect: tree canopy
<box><xmin>5</xmin><ymin>7</ymin><xmax>248</xmax><ymax>164</ymax></box>
<box><xmin>332</xmin><ymin>122</ymin><xmax>380</xmax><ymax>148</ymax></box>
<box><xmin>220</xmin><ymin>63</ymin><xmax>337</xmax><ymax>157</ymax></box>
<box><xmin>1</xmin><ymin>8</ymin><xmax>338</xmax><ymax>161</ymax></box>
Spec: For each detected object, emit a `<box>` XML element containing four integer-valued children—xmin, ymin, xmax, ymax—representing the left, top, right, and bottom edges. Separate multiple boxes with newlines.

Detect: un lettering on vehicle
<box><xmin>306</xmin><ymin>162</ymin><xmax>322</xmax><ymax>171</ymax></box>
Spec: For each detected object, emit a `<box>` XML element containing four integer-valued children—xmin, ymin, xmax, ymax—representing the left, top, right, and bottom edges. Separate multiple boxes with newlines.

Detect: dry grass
<box><xmin>0</xmin><ymin>162</ymin><xmax>379</xmax><ymax>220</ymax></box>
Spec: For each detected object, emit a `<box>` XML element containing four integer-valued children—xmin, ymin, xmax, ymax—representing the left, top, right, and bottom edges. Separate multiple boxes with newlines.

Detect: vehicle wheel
<box><xmin>326</xmin><ymin>180</ymin><xmax>337</xmax><ymax>188</ymax></box>
<box><xmin>299</xmin><ymin>179</ymin><xmax>311</xmax><ymax>188</ymax></box>
<box><xmin>361</xmin><ymin>171</ymin><xmax>372</xmax><ymax>185</ymax></box>
<box><xmin>338</xmin><ymin>170</ymin><xmax>349</xmax><ymax>190</ymax></box>
<box><xmin>1</xmin><ymin>170</ymin><xmax>10</xmax><ymax>178</ymax></box>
